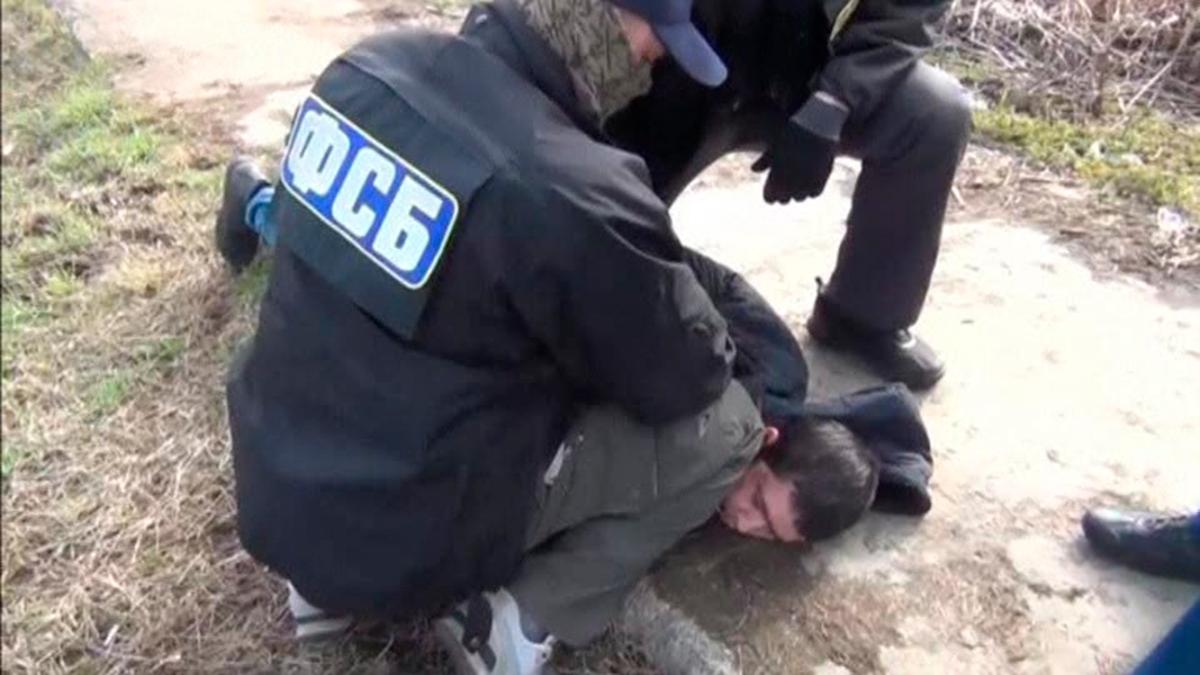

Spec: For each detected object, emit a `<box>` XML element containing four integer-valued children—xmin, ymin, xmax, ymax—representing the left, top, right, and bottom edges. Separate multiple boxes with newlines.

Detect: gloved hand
<box><xmin>751</xmin><ymin>119</ymin><xmax>837</xmax><ymax>205</ymax></box>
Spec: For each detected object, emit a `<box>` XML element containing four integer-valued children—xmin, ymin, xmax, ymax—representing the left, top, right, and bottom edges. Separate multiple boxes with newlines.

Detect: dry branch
<box><xmin>943</xmin><ymin>0</ymin><xmax>1200</xmax><ymax>118</ymax></box>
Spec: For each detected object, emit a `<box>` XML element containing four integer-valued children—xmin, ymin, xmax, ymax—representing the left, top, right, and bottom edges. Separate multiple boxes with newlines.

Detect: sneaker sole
<box><xmin>294</xmin><ymin>614</ymin><xmax>353</xmax><ymax>643</ymax></box>
<box><xmin>433</xmin><ymin>619</ymin><xmax>488</xmax><ymax>675</ymax></box>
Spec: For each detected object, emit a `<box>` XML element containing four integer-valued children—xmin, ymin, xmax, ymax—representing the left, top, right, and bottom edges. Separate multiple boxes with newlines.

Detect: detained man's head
<box><xmin>720</xmin><ymin>417</ymin><xmax>880</xmax><ymax>544</ymax></box>
<box><xmin>516</xmin><ymin>0</ymin><xmax>725</xmax><ymax>121</ymax></box>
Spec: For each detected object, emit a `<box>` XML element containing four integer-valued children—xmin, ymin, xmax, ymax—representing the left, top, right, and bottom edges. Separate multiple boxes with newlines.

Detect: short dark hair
<box><xmin>765</xmin><ymin>417</ymin><xmax>880</xmax><ymax>542</ymax></box>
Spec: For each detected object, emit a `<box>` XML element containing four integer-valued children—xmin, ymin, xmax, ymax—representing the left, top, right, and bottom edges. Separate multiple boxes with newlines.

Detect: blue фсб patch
<box><xmin>281</xmin><ymin>94</ymin><xmax>459</xmax><ymax>290</ymax></box>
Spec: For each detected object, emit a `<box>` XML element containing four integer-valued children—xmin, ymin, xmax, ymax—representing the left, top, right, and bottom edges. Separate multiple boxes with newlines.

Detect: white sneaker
<box><xmin>434</xmin><ymin>588</ymin><xmax>556</xmax><ymax>675</ymax></box>
<box><xmin>287</xmin><ymin>582</ymin><xmax>353</xmax><ymax>642</ymax></box>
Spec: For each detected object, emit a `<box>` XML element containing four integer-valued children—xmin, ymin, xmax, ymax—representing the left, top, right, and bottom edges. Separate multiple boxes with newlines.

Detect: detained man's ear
<box><xmin>613</xmin><ymin>7</ymin><xmax>666</xmax><ymax>64</ymax></box>
<box><xmin>763</xmin><ymin>426</ymin><xmax>780</xmax><ymax>447</ymax></box>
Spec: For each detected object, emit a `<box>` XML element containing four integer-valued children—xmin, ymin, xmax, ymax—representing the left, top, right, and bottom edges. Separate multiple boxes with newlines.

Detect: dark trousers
<box><xmin>613</xmin><ymin>63</ymin><xmax>972</xmax><ymax>332</ymax></box>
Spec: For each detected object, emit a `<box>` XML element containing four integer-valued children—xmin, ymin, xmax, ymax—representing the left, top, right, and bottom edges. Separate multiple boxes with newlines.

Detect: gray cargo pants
<box><xmin>648</xmin><ymin>63</ymin><xmax>972</xmax><ymax>332</ymax></box>
<box><xmin>509</xmin><ymin>381</ymin><xmax>763</xmax><ymax>646</ymax></box>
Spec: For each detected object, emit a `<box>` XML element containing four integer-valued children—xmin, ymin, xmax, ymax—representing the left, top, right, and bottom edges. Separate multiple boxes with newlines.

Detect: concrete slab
<box><xmin>647</xmin><ymin>175</ymin><xmax>1200</xmax><ymax>674</ymax></box>
<box><xmin>57</xmin><ymin>1</ymin><xmax>1200</xmax><ymax>672</ymax></box>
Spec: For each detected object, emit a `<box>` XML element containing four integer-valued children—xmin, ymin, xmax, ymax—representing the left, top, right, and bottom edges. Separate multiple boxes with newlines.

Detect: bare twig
<box><xmin>943</xmin><ymin>0</ymin><xmax>1200</xmax><ymax>119</ymax></box>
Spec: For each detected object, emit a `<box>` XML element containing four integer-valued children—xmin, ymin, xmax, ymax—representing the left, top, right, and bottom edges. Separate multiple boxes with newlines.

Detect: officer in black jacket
<box><xmin>222</xmin><ymin>0</ymin><xmax>765</xmax><ymax>672</ymax></box>
<box><xmin>608</xmin><ymin>0</ymin><xmax>972</xmax><ymax>390</ymax></box>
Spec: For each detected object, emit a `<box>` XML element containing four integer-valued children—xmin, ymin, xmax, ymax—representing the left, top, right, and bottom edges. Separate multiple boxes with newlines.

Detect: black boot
<box><xmin>806</xmin><ymin>292</ymin><xmax>945</xmax><ymax>391</ymax></box>
<box><xmin>215</xmin><ymin>157</ymin><xmax>268</xmax><ymax>273</ymax></box>
<box><xmin>1082</xmin><ymin>508</ymin><xmax>1200</xmax><ymax>583</ymax></box>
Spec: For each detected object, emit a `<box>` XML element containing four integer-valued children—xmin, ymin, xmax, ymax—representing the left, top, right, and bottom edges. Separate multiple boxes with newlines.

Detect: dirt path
<box><xmin>55</xmin><ymin>0</ymin><xmax>456</xmax><ymax>148</ymax></box>
<box><xmin>54</xmin><ymin>2</ymin><xmax>1199</xmax><ymax>674</ymax></box>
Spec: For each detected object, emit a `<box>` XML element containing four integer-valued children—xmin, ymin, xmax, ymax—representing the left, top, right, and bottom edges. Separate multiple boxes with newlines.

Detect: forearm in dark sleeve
<box><xmin>680</xmin><ymin>248</ymin><xmax>808</xmax><ymax>414</ymax></box>
<box><xmin>508</xmin><ymin>192</ymin><xmax>735</xmax><ymax>425</ymax></box>
<box><xmin>796</xmin><ymin>0</ymin><xmax>950</xmax><ymax>134</ymax></box>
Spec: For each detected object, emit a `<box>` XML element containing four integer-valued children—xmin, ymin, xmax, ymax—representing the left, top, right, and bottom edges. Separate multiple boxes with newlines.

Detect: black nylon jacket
<box><xmin>227</xmin><ymin>0</ymin><xmax>733</xmax><ymax>618</ymax></box>
<box><xmin>608</xmin><ymin>0</ymin><xmax>951</xmax><ymax>196</ymax></box>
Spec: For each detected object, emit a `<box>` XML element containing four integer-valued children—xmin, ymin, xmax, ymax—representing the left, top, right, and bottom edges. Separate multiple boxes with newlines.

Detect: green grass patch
<box><xmin>86</xmin><ymin>370</ymin><xmax>136</xmax><ymax>418</ymax></box>
<box><xmin>8</xmin><ymin>66</ymin><xmax>163</xmax><ymax>183</ymax></box>
<box><xmin>933</xmin><ymin>48</ymin><xmax>1199</xmax><ymax>216</ymax></box>
<box><xmin>136</xmin><ymin>336</ymin><xmax>187</xmax><ymax>372</ymax></box>
<box><xmin>974</xmin><ymin>105</ymin><xmax>1199</xmax><ymax>214</ymax></box>
<box><xmin>48</xmin><ymin>122</ymin><xmax>160</xmax><ymax>182</ymax></box>
<box><xmin>179</xmin><ymin>166</ymin><xmax>225</xmax><ymax>195</ymax></box>
<box><xmin>236</xmin><ymin>258</ymin><xmax>273</xmax><ymax>304</ymax></box>
<box><xmin>1</xmin><ymin>203</ymin><xmax>100</xmax><ymax>312</ymax></box>
<box><xmin>49</xmin><ymin>76</ymin><xmax>114</xmax><ymax>131</ymax></box>
<box><xmin>2</xmin><ymin>442</ymin><xmax>26</xmax><ymax>482</ymax></box>
<box><xmin>0</xmin><ymin>298</ymin><xmax>46</xmax><ymax>338</ymax></box>
<box><xmin>42</xmin><ymin>269</ymin><xmax>84</xmax><ymax>299</ymax></box>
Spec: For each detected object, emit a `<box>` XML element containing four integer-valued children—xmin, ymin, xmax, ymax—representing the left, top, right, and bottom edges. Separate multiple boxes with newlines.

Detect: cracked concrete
<box><xmin>57</xmin><ymin>1</ymin><xmax>1200</xmax><ymax>672</ymax></box>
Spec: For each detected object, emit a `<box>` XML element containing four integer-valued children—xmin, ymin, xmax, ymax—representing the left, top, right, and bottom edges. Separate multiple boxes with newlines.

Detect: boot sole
<box><xmin>806</xmin><ymin>318</ymin><xmax>945</xmax><ymax>391</ymax></box>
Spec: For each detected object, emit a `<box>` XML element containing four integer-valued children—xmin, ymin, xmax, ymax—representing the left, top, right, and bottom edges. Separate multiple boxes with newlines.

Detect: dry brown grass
<box><xmin>0</xmin><ymin>2</ymin><xmax>374</xmax><ymax>672</ymax></box>
<box><xmin>0</xmin><ymin>3</ymin><xmax>322</xmax><ymax>666</ymax></box>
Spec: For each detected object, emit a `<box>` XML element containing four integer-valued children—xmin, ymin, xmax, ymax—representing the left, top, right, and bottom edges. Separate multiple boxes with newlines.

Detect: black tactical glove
<box><xmin>751</xmin><ymin>119</ymin><xmax>837</xmax><ymax>205</ymax></box>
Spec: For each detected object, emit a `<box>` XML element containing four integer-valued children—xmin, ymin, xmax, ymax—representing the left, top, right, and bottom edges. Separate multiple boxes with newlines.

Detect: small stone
<box><xmin>959</xmin><ymin>627</ymin><xmax>981</xmax><ymax>648</ymax></box>
<box><xmin>1156</xmin><ymin>207</ymin><xmax>1192</xmax><ymax>236</ymax></box>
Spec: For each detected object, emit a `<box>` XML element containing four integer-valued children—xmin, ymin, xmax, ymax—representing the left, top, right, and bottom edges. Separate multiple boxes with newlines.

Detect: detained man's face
<box><xmin>720</xmin><ymin>459</ymin><xmax>804</xmax><ymax>544</ymax></box>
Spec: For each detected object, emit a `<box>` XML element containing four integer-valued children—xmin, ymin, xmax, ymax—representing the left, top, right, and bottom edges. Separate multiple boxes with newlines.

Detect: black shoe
<box><xmin>1082</xmin><ymin>508</ymin><xmax>1200</xmax><ymax>583</ymax></box>
<box><xmin>215</xmin><ymin>157</ymin><xmax>268</xmax><ymax>273</ymax></box>
<box><xmin>806</xmin><ymin>294</ymin><xmax>945</xmax><ymax>391</ymax></box>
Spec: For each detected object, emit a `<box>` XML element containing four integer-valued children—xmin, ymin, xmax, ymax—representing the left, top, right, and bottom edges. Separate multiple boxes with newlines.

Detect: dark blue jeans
<box><xmin>1134</xmin><ymin>597</ymin><xmax>1199</xmax><ymax>675</ymax></box>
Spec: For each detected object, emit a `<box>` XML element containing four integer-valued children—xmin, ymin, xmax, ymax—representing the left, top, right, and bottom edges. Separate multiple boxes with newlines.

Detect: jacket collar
<box><xmin>461</xmin><ymin>0</ymin><xmax>607</xmax><ymax>140</ymax></box>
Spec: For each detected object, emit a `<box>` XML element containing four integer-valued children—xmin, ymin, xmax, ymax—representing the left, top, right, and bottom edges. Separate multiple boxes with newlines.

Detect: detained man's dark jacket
<box><xmin>686</xmin><ymin>250</ymin><xmax>934</xmax><ymax>516</ymax></box>
<box><xmin>227</xmin><ymin>0</ymin><xmax>733</xmax><ymax>618</ymax></box>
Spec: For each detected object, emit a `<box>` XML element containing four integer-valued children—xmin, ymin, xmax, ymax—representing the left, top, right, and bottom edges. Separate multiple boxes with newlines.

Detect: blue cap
<box><xmin>609</xmin><ymin>0</ymin><xmax>728</xmax><ymax>87</ymax></box>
